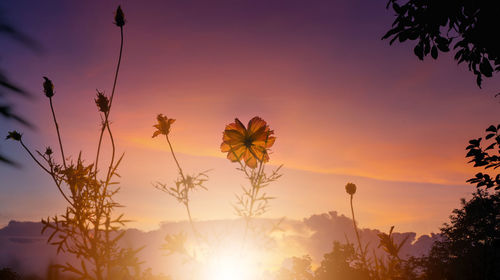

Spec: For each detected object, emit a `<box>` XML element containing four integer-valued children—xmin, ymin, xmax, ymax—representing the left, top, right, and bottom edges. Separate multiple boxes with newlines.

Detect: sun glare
<box><xmin>202</xmin><ymin>252</ymin><xmax>259</xmax><ymax>280</ymax></box>
<box><xmin>208</xmin><ymin>257</ymin><xmax>250</xmax><ymax>280</ymax></box>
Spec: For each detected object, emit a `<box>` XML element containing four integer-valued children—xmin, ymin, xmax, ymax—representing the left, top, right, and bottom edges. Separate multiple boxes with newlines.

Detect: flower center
<box><xmin>243</xmin><ymin>136</ymin><xmax>254</xmax><ymax>148</ymax></box>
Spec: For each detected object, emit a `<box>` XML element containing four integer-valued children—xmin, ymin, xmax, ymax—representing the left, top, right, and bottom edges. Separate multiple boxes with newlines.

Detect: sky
<box><xmin>1</xmin><ymin>0</ymin><xmax>499</xmax><ymax>236</ymax></box>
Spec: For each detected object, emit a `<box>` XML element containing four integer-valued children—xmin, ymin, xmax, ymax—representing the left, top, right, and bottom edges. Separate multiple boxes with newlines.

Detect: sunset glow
<box><xmin>1</xmin><ymin>0</ymin><xmax>500</xmax><ymax>279</ymax></box>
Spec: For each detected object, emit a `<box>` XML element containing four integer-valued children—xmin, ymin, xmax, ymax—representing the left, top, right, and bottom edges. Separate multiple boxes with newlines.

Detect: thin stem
<box><xmin>350</xmin><ymin>194</ymin><xmax>367</xmax><ymax>268</ymax></box>
<box><xmin>241</xmin><ymin>154</ymin><xmax>267</xmax><ymax>252</ymax></box>
<box><xmin>185</xmin><ymin>202</ymin><xmax>201</xmax><ymax>238</ymax></box>
<box><xmin>19</xmin><ymin>141</ymin><xmax>51</xmax><ymax>174</ymax></box>
<box><xmin>95</xmin><ymin>26</ymin><xmax>123</xmax><ymax>175</ymax></box>
<box><xmin>19</xmin><ymin>140</ymin><xmax>73</xmax><ymax>206</ymax></box>
<box><xmin>165</xmin><ymin>134</ymin><xmax>202</xmax><ymax>242</ymax></box>
<box><xmin>104</xmin><ymin>123</ymin><xmax>116</xmax><ymax>184</ymax></box>
<box><xmin>49</xmin><ymin>97</ymin><xmax>67</xmax><ymax>170</ymax></box>
<box><xmin>166</xmin><ymin>135</ymin><xmax>186</xmax><ymax>182</ymax></box>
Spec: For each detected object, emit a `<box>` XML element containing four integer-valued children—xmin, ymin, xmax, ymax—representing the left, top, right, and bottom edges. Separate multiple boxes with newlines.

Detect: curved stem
<box><xmin>20</xmin><ymin>140</ymin><xmax>73</xmax><ymax>206</ymax></box>
<box><xmin>104</xmin><ymin>123</ymin><xmax>116</xmax><ymax>183</ymax></box>
<box><xmin>166</xmin><ymin>135</ymin><xmax>186</xmax><ymax>182</ymax></box>
<box><xmin>95</xmin><ymin>26</ymin><xmax>123</xmax><ymax>175</ymax></box>
<box><xmin>350</xmin><ymin>194</ymin><xmax>367</xmax><ymax>268</ymax></box>
<box><xmin>49</xmin><ymin>97</ymin><xmax>67</xmax><ymax>170</ymax></box>
<box><xmin>185</xmin><ymin>202</ymin><xmax>201</xmax><ymax>238</ymax></box>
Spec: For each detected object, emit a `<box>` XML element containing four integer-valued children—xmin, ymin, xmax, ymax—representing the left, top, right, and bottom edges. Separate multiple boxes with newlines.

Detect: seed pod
<box><xmin>115</xmin><ymin>6</ymin><xmax>125</xmax><ymax>27</ymax></box>
<box><xmin>345</xmin><ymin>182</ymin><xmax>357</xmax><ymax>195</ymax></box>
<box><xmin>43</xmin><ymin>77</ymin><xmax>54</xmax><ymax>98</ymax></box>
<box><xmin>95</xmin><ymin>91</ymin><xmax>110</xmax><ymax>113</ymax></box>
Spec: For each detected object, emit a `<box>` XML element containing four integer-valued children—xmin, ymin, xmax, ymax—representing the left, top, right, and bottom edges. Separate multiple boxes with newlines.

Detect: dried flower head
<box><xmin>114</xmin><ymin>6</ymin><xmax>125</xmax><ymax>27</ymax></box>
<box><xmin>6</xmin><ymin>131</ymin><xmax>22</xmax><ymax>141</ymax></box>
<box><xmin>94</xmin><ymin>90</ymin><xmax>110</xmax><ymax>113</ymax></box>
<box><xmin>220</xmin><ymin>116</ymin><xmax>275</xmax><ymax>169</ymax></box>
<box><xmin>345</xmin><ymin>182</ymin><xmax>357</xmax><ymax>195</ymax></box>
<box><xmin>43</xmin><ymin>77</ymin><xmax>54</xmax><ymax>98</ymax></box>
<box><xmin>45</xmin><ymin>147</ymin><xmax>53</xmax><ymax>156</ymax></box>
<box><xmin>152</xmin><ymin>114</ymin><xmax>176</xmax><ymax>138</ymax></box>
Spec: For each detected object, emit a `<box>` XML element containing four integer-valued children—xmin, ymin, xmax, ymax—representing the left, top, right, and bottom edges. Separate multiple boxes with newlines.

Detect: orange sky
<box><xmin>1</xmin><ymin>0</ymin><xmax>500</xmax><ymax>236</ymax></box>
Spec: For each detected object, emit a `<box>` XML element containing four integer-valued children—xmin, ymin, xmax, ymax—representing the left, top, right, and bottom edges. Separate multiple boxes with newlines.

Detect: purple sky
<box><xmin>1</xmin><ymin>0</ymin><xmax>499</xmax><ymax>235</ymax></box>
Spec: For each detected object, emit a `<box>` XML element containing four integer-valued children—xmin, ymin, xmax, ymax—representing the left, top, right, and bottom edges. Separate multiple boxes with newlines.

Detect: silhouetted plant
<box><xmin>420</xmin><ymin>189</ymin><xmax>500</xmax><ymax>279</ymax></box>
<box><xmin>345</xmin><ymin>182</ymin><xmax>369</xmax><ymax>270</ymax></box>
<box><xmin>276</xmin><ymin>183</ymin><xmax>417</xmax><ymax>280</ymax></box>
<box><xmin>345</xmin><ymin>183</ymin><xmax>415</xmax><ymax>279</ymax></box>
<box><xmin>6</xmin><ymin>6</ymin><xmax>146</xmax><ymax>280</ymax></box>
<box><xmin>152</xmin><ymin>114</ymin><xmax>209</xmax><ymax>259</ymax></box>
<box><xmin>0</xmin><ymin>267</ymin><xmax>20</xmax><ymax>280</ymax></box>
<box><xmin>383</xmin><ymin>0</ymin><xmax>500</xmax><ymax>87</ymax></box>
<box><xmin>276</xmin><ymin>255</ymin><xmax>314</xmax><ymax>280</ymax></box>
<box><xmin>466</xmin><ymin>124</ymin><xmax>500</xmax><ymax>192</ymax></box>
<box><xmin>220</xmin><ymin>116</ymin><xmax>282</xmax><ymax>244</ymax></box>
<box><xmin>314</xmin><ymin>242</ymin><xmax>370</xmax><ymax>280</ymax></box>
<box><xmin>372</xmin><ymin>226</ymin><xmax>411</xmax><ymax>280</ymax></box>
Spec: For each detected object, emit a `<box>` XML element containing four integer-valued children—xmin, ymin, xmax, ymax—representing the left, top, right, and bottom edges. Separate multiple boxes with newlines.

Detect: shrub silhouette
<box><xmin>418</xmin><ymin>190</ymin><xmax>500</xmax><ymax>279</ymax></box>
<box><xmin>275</xmin><ymin>183</ymin><xmax>420</xmax><ymax>280</ymax></box>
<box><xmin>0</xmin><ymin>267</ymin><xmax>20</xmax><ymax>280</ymax></box>
<box><xmin>6</xmin><ymin>6</ymin><xmax>148</xmax><ymax>280</ymax></box>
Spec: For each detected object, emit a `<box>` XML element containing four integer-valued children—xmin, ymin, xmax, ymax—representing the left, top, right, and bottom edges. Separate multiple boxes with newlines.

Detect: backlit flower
<box><xmin>220</xmin><ymin>116</ymin><xmax>275</xmax><ymax>168</ymax></box>
<box><xmin>152</xmin><ymin>114</ymin><xmax>175</xmax><ymax>138</ymax></box>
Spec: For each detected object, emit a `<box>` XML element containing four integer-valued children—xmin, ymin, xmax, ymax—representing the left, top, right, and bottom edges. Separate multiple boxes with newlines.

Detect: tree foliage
<box><xmin>421</xmin><ymin>190</ymin><xmax>500</xmax><ymax>279</ymax></box>
<box><xmin>466</xmin><ymin>124</ymin><xmax>500</xmax><ymax>191</ymax></box>
<box><xmin>383</xmin><ymin>0</ymin><xmax>500</xmax><ymax>87</ymax></box>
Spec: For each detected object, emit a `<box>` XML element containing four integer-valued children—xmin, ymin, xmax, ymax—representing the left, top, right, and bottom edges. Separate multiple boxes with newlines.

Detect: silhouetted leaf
<box><xmin>431</xmin><ymin>45</ymin><xmax>438</xmax><ymax>59</ymax></box>
<box><xmin>414</xmin><ymin>44</ymin><xmax>423</xmax><ymax>60</ymax></box>
<box><xmin>486</xmin><ymin>125</ymin><xmax>497</xmax><ymax>133</ymax></box>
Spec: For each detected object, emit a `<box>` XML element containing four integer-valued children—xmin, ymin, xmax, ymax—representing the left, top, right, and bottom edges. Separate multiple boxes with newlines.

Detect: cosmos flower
<box><xmin>220</xmin><ymin>116</ymin><xmax>275</xmax><ymax>168</ymax></box>
<box><xmin>152</xmin><ymin>114</ymin><xmax>176</xmax><ymax>138</ymax></box>
<box><xmin>6</xmin><ymin>131</ymin><xmax>22</xmax><ymax>141</ymax></box>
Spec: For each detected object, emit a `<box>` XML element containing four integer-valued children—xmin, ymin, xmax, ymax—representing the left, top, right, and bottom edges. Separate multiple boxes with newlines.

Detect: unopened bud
<box><xmin>114</xmin><ymin>6</ymin><xmax>125</xmax><ymax>27</ymax></box>
<box><xmin>43</xmin><ymin>77</ymin><xmax>54</xmax><ymax>98</ymax></box>
<box><xmin>95</xmin><ymin>90</ymin><xmax>110</xmax><ymax>113</ymax></box>
<box><xmin>345</xmin><ymin>182</ymin><xmax>357</xmax><ymax>195</ymax></box>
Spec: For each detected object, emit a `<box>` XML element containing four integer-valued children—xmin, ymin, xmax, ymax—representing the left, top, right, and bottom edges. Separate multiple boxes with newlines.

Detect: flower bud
<box><xmin>43</xmin><ymin>77</ymin><xmax>54</xmax><ymax>98</ymax></box>
<box><xmin>345</xmin><ymin>182</ymin><xmax>357</xmax><ymax>195</ymax></box>
<box><xmin>6</xmin><ymin>131</ymin><xmax>22</xmax><ymax>141</ymax></box>
<box><xmin>114</xmin><ymin>6</ymin><xmax>125</xmax><ymax>27</ymax></box>
<box><xmin>45</xmin><ymin>147</ymin><xmax>53</xmax><ymax>156</ymax></box>
<box><xmin>95</xmin><ymin>90</ymin><xmax>110</xmax><ymax>113</ymax></box>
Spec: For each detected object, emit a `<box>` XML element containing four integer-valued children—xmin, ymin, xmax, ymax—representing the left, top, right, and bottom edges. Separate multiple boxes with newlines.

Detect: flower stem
<box><xmin>19</xmin><ymin>140</ymin><xmax>72</xmax><ymax>206</ymax></box>
<box><xmin>166</xmin><ymin>135</ymin><xmax>186</xmax><ymax>182</ymax></box>
<box><xmin>95</xmin><ymin>26</ymin><xmax>123</xmax><ymax>175</ymax></box>
<box><xmin>350</xmin><ymin>194</ymin><xmax>367</xmax><ymax>268</ymax></box>
<box><xmin>49</xmin><ymin>97</ymin><xmax>66</xmax><ymax>170</ymax></box>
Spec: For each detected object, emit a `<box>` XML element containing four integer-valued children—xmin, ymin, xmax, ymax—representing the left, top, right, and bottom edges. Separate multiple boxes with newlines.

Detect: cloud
<box><xmin>0</xmin><ymin>212</ymin><xmax>439</xmax><ymax>279</ymax></box>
